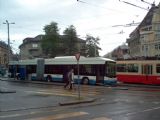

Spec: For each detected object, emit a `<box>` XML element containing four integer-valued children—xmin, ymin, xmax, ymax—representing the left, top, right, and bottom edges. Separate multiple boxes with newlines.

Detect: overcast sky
<box><xmin>0</xmin><ymin>0</ymin><xmax>159</xmax><ymax>56</ymax></box>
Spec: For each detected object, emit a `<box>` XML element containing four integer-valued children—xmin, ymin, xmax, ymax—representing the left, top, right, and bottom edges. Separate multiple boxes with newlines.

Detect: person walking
<box><xmin>64</xmin><ymin>69</ymin><xmax>74</xmax><ymax>89</ymax></box>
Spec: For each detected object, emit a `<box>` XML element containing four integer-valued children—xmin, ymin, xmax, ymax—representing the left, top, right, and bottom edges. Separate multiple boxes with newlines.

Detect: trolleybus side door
<box><xmin>142</xmin><ymin>64</ymin><xmax>152</xmax><ymax>83</ymax></box>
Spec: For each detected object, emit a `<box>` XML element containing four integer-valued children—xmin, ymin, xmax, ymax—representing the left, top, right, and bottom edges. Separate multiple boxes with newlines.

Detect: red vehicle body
<box><xmin>116</xmin><ymin>59</ymin><xmax>160</xmax><ymax>85</ymax></box>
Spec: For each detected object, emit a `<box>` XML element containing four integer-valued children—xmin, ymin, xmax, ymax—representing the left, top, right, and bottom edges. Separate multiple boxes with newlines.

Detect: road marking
<box><xmin>25</xmin><ymin>111</ymin><xmax>89</xmax><ymax>120</ymax></box>
<box><xmin>126</xmin><ymin>106</ymin><xmax>160</xmax><ymax>116</ymax></box>
<box><xmin>0</xmin><ymin>107</ymin><xmax>65</xmax><ymax>118</ymax></box>
<box><xmin>0</xmin><ymin>114</ymin><xmax>20</xmax><ymax>118</ymax></box>
<box><xmin>25</xmin><ymin>91</ymin><xmax>77</xmax><ymax>97</ymax></box>
<box><xmin>92</xmin><ymin>117</ymin><xmax>112</xmax><ymax>120</ymax></box>
<box><xmin>25</xmin><ymin>89</ymin><xmax>99</xmax><ymax>97</ymax></box>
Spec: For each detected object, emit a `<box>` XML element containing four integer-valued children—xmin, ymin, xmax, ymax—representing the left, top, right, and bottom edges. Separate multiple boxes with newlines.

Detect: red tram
<box><xmin>116</xmin><ymin>58</ymin><xmax>160</xmax><ymax>85</ymax></box>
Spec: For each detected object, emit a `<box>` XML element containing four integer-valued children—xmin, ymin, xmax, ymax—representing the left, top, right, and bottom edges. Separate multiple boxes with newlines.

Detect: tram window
<box><xmin>142</xmin><ymin>65</ymin><xmax>153</xmax><ymax>74</ymax></box>
<box><xmin>116</xmin><ymin>64</ymin><xmax>127</xmax><ymax>72</ymax></box>
<box><xmin>128</xmin><ymin>64</ymin><xmax>138</xmax><ymax>72</ymax></box>
<box><xmin>156</xmin><ymin>64</ymin><xmax>160</xmax><ymax>73</ymax></box>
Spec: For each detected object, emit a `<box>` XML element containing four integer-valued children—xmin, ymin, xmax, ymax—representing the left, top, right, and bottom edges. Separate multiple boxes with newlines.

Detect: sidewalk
<box><xmin>0</xmin><ymin>77</ymin><xmax>96</xmax><ymax>107</ymax></box>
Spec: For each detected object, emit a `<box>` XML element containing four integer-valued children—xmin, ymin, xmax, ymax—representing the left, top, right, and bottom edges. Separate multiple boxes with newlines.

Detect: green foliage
<box><xmin>41</xmin><ymin>22</ymin><xmax>60</xmax><ymax>57</ymax></box>
<box><xmin>63</xmin><ymin>25</ymin><xmax>79</xmax><ymax>55</ymax></box>
<box><xmin>41</xmin><ymin>22</ymin><xmax>100</xmax><ymax>58</ymax></box>
<box><xmin>85</xmin><ymin>34</ymin><xmax>101</xmax><ymax>57</ymax></box>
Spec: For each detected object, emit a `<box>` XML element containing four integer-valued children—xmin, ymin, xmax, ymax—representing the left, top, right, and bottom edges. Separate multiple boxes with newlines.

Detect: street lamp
<box><xmin>3</xmin><ymin>20</ymin><xmax>15</xmax><ymax>68</ymax></box>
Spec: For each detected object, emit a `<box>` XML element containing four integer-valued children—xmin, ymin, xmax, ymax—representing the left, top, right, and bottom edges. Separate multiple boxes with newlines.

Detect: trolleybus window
<box><xmin>106</xmin><ymin>62</ymin><xmax>116</xmax><ymax>77</ymax></box>
<box><xmin>156</xmin><ymin>64</ymin><xmax>160</xmax><ymax>73</ymax></box>
<box><xmin>26</xmin><ymin>65</ymin><xmax>36</xmax><ymax>74</ymax></box>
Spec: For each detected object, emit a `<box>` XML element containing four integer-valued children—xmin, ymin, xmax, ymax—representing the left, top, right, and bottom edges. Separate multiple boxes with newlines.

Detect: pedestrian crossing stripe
<box><xmin>92</xmin><ymin>117</ymin><xmax>112</xmax><ymax>120</ymax></box>
<box><xmin>25</xmin><ymin>89</ymin><xmax>99</xmax><ymax>97</ymax></box>
<box><xmin>25</xmin><ymin>111</ymin><xmax>89</xmax><ymax>120</ymax></box>
<box><xmin>25</xmin><ymin>91</ymin><xmax>77</xmax><ymax>97</ymax></box>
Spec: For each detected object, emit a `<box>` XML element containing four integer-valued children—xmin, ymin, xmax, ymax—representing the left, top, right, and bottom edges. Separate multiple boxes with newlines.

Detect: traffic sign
<box><xmin>75</xmin><ymin>53</ymin><xmax>80</xmax><ymax>61</ymax></box>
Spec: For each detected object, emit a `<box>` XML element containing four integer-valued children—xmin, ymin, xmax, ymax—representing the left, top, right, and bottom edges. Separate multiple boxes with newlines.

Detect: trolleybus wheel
<box><xmin>82</xmin><ymin>77</ymin><xmax>89</xmax><ymax>85</ymax></box>
<box><xmin>46</xmin><ymin>75</ymin><xmax>52</xmax><ymax>82</ymax></box>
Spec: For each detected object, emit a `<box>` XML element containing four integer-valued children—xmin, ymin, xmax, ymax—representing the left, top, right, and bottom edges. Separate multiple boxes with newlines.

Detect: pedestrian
<box><xmin>64</xmin><ymin>69</ymin><xmax>74</xmax><ymax>89</ymax></box>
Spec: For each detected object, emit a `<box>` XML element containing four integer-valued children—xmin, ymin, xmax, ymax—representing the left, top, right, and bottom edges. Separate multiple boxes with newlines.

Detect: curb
<box><xmin>59</xmin><ymin>98</ymin><xmax>96</xmax><ymax>106</ymax></box>
<box><xmin>117</xmin><ymin>83</ymin><xmax>160</xmax><ymax>89</ymax></box>
<box><xmin>0</xmin><ymin>78</ymin><xmax>65</xmax><ymax>86</ymax></box>
<box><xmin>0</xmin><ymin>90</ymin><xmax>16</xmax><ymax>93</ymax></box>
<box><xmin>1</xmin><ymin>77</ymin><xmax>160</xmax><ymax>89</ymax></box>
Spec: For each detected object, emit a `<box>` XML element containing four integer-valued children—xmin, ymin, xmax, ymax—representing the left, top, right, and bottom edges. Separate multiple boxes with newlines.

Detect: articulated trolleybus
<box><xmin>116</xmin><ymin>58</ymin><xmax>160</xmax><ymax>85</ymax></box>
<box><xmin>9</xmin><ymin>56</ymin><xmax>117</xmax><ymax>85</ymax></box>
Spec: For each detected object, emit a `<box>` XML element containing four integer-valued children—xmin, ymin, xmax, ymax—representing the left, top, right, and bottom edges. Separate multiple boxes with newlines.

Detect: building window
<box><xmin>32</xmin><ymin>44</ymin><xmax>38</xmax><ymax>48</ymax></box>
<box><xmin>156</xmin><ymin>34</ymin><xmax>160</xmax><ymax>41</ymax></box>
<box><xmin>155</xmin><ymin>44</ymin><xmax>158</xmax><ymax>50</ymax></box>
<box><xmin>155</xmin><ymin>24</ymin><xmax>160</xmax><ymax>31</ymax></box>
<box><xmin>142</xmin><ymin>45</ymin><xmax>144</xmax><ymax>51</ymax></box>
<box><xmin>145</xmin><ymin>45</ymin><xmax>148</xmax><ymax>51</ymax></box>
<box><xmin>140</xmin><ymin>35</ymin><xmax>144</xmax><ymax>42</ymax></box>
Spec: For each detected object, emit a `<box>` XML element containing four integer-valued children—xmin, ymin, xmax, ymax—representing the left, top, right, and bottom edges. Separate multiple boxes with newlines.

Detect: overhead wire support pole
<box><xmin>3</xmin><ymin>20</ymin><xmax>15</xmax><ymax>69</ymax></box>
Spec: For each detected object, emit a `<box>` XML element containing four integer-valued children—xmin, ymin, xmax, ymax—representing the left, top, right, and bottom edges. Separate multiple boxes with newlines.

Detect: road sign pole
<box><xmin>77</xmin><ymin>60</ymin><xmax>80</xmax><ymax>100</ymax></box>
<box><xmin>75</xmin><ymin>53</ymin><xmax>81</xmax><ymax>100</ymax></box>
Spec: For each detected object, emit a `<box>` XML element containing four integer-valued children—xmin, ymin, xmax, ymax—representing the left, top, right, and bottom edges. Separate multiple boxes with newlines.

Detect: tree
<box><xmin>63</xmin><ymin>25</ymin><xmax>79</xmax><ymax>55</ymax></box>
<box><xmin>85</xmin><ymin>34</ymin><xmax>101</xmax><ymax>57</ymax></box>
<box><xmin>41</xmin><ymin>22</ymin><xmax>60</xmax><ymax>57</ymax></box>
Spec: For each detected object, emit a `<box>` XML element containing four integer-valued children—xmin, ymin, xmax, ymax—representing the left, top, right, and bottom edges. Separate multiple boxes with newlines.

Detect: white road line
<box><xmin>0</xmin><ymin>107</ymin><xmax>64</xmax><ymax>118</ymax></box>
<box><xmin>25</xmin><ymin>91</ymin><xmax>77</xmax><ymax>97</ymax></box>
<box><xmin>126</xmin><ymin>106</ymin><xmax>160</xmax><ymax>116</ymax></box>
<box><xmin>92</xmin><ymin>117</ymin><xmax>112</xmax><ymax>120</ymax></box>
<box><xmin>0</xmin><ymin>114</ymin><xmax>24</xmax><ymax>118</ymax></box>
<box><xmin>25</xmin><ymin>90</ymin><xmax>98</xmax><ymax>97</ymax></box>
<box><xmin>25</xmin><ymin>111</ymin><xmax>89</xmax><ymax>120</ymax></box>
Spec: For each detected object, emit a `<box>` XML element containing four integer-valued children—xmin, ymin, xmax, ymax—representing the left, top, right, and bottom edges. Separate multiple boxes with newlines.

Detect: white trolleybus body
<box><xmin>9</xmin><ymin>56</ymin><xmax>117</xmax><ymax>85</ymax></box>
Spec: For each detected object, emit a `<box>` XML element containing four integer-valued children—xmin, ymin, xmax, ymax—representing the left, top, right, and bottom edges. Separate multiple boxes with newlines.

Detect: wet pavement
<box><xmin>1</xmin><ymin>78</ymin><xmax>160</xmax><ymax>120</ymax></box>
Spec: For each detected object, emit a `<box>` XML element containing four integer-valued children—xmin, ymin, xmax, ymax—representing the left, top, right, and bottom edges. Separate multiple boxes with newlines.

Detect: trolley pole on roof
<box><xmin>75</xmin><ymin>53</ymin><xmax>81</xmax><ymax>100</ymax></box>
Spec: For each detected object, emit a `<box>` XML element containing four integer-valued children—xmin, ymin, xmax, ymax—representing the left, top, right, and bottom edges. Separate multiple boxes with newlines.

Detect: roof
<box><xmin>45</xmin><ymin>56</ymin><xmax>115</xmax><ymax>65</ymax></box>
<box><xmin>127</xmin><ymin>4</ymin><xmax>158</xmax><ymax>42</ymax></box>
<box><xmin>45</xmin><ymin>56</ymin><xmax>114</xmax><ymax>65</ymax></box>
<box><xmin>9</xmin><ymin>56</ymin><xmax>115</xmax><ymax>65</ymax></box>
<box><xmin>9</xmin><ymin>59</ymin><xmax>37</xmax><ymax>65</ymax></box>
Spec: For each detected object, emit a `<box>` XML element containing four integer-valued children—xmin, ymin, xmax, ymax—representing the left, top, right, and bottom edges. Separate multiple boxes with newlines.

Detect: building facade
<box><xmin>19</xmin><ymin>35</ymin><xmax>44</xmax><ymax>60</ymax></box>
<box><xmin>104</xmin><ymin>44</ymin><xmax>130</xmax><ymax>60</ymax></box>
<box><xmin>0</xmin><ymin>41</ymin><xmax>8</xmax><ymax>67</ymax></box>
<box><xmin>127</xmin><ymin>3</ymin><xmax>160</xmax><ymax>57</ymax></box>
<box><xmin>19</xmin><ymin>35</ymin><xmax>86</xmax><ymax>60</ymax></box>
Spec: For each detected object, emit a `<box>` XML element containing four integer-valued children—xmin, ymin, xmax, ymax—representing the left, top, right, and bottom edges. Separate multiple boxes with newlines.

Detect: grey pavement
<box><xmin>0</xmin><ymin>78</ymin><xmax>96</xmax><ymax>112</ymax></box>
<box><xmin>1</xmin><ymin>78</ymin><xmax>160</xmax><ymax>120</ymax></box>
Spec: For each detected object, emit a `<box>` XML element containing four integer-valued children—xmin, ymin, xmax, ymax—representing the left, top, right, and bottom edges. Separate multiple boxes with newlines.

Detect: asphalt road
<box><xmin>1</xmin><ymin>79</ymin><xmax>160</xmax><ymax>120</ymax></box>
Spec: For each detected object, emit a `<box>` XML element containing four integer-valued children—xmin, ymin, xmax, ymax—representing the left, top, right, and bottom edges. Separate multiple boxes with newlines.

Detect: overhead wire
<box><xmin>119</xmin><ymin>0</ymin><xmax>149</xmax><ymax>11</ymax></box>
<box><xmin>76</xmin><ymin>0</ymin><xmax>138</xmax><ymax>15</ymax></box>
